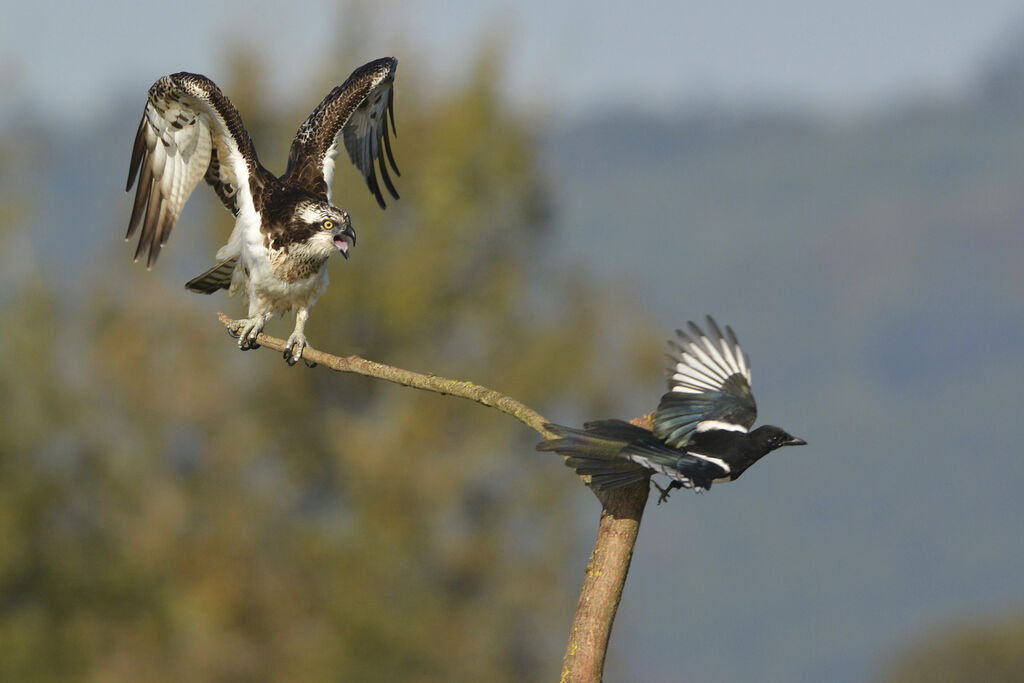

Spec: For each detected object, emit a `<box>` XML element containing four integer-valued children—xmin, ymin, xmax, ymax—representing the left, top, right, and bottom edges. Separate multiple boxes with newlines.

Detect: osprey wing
<box><xmin>653</xmin><ymin>317</ymin><xmax>757</xmax><ymax>449</ymax></box>
<box><xmin>284</xmin><ymin>57</ymin><xmax>399</xmax><ymax>208</ymax></box>
<box><xmin>125</xmin><ymin>72</ymin><xmax>269</xmax><ymax>267</ymax></box>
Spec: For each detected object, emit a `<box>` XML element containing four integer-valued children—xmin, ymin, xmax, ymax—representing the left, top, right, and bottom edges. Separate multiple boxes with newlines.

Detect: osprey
<box><xmin>125</xmin><ymin>57</ymin><xmax>399</xmax><ymax>364</ymax></box>
<box><xmin>537</xmin><ymin>317</ymin><xmax>806</xmax><ymax>501</ymax></box>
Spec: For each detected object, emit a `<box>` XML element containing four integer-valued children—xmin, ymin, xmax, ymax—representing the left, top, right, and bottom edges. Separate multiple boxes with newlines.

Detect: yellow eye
<box><xmin>322</xmin><ymin>220</ymin><xmax>334</xmax><ymax>230</ymax></box>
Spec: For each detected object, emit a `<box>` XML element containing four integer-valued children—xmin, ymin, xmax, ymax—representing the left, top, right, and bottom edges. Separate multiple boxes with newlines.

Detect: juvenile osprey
<box><xmin>125</xmin><ymin>57</ymin><xmax>399</xmax><ymax>364</ymax></box>
<box><xmin>538</xmin><ymin>317</ymin><xmax>805</xmax><ymax>501</ymax></box>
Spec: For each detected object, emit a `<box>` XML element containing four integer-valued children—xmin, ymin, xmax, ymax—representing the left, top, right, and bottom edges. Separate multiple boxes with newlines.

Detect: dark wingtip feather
<box><xmin>674</xmin><ymin>326</ymin><xmax>695</xmax><ymax>348</ymax></box>
<box><xmin>146</xmin><ymin>204</ymin><xmax>173</xmax><ymax>268</ymax></box>
<box><xmin>134</xmin><ymin>185</ymin><xmax>161</xmax><ymax>264</ymax></box>
<box><xmin>388</xmin><ymin>87</ymin><xmax>398</xmax><ymax>138</ymax></box>
<box><xmin>724</xmin><ymin>323</ymin><xmax>742</xmax><ymax>352</ymax></box>
<box><xmin>157</xmin><ymin>207</ymin><xmax>175</xmax><ymax>247</ymax></box>
<box><xmin>362</xmin><ymin>156</ymin><xmax>385</xmax><ymax>208</ymax></box>
<box><xmin>126</xmin><ymin>154</ymin><xmax>154</xmax><ymax>241</ymax></box>
<box><xmin>126</xmin><ymin>116</ymin><xmax>147</xmax><ymax>192</ymax></box>
<box><xmin>704</xmin><ymin>315</ymin><xmax>722</xmax><ymax>339</ymax></box>
<box><xmin>382</xmin><ymin>115</ymin><xmax>400</xmax><ymax>177</ymax></box>
<box><xmin>132</xmin><ymin>229</ymin><xmax>149</xmax><ymax>263</ymax></box>
<box><xmin>377</xmin><ymin>143</ymin><xmax>399</xmax><ymax>201</ymax></box>
<box><xmin>682</xmin><ymin>317</ymin><xmax>734</xmax><ymax>378</ymax></box>
<box><xmin>145</xmin><ymin>241</ymin><xmax>162</xmax><ymax>269</ymax></box>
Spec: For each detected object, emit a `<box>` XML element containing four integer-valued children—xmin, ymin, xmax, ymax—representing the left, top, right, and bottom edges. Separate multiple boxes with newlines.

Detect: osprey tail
<box><xmin>185</xmin><ymin>257</ymin><xmax>238</xmax><ymax>294</ymax></box>
<box><xmin>537</xmin><ymin>419</ymin><xmax>653</xmax><ymax>491</ymax></box>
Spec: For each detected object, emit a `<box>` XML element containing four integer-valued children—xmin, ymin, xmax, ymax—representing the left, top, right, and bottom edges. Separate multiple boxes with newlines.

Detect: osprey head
<box><xmin>293</xmin><ymin>200</ymin><xmax>357</xmax><ymax>259</ymax></box>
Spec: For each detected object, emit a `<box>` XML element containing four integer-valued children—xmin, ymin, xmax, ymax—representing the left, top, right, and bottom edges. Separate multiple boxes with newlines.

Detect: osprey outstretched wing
<box><xmin>125</xmin><ymin>72</ymin><xmax>272</xmax><ymax>268</ymax></box>
<box><xmin>125</xmin><ymin>58</ymin><xmax>400</xmax><ymax>364</ymax></box>
<box><xmin>284</xmin><ymin>57</ymin><xmax>399</xmax><ymax>207</ymax></box>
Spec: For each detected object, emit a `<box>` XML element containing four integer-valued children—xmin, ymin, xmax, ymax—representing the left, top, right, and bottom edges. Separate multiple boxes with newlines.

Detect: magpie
<box><xmin>537</xmin><ymin>317</ymin><xmax>805</xmax><ymax>502</ymax></box>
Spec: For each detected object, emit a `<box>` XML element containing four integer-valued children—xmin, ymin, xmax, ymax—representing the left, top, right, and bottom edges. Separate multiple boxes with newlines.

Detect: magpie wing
<box><xmin>538</xmin><ymin>419</ymin><xmax>731</xmax><ymax>493</ymax></box>
<box><xmin>620</xmin><ymin>440</ymin><xmax>732</xmax><ymax>492</ymax></box>
<box><xmin>125</xmin><ymin>72</ymin><xmax>270</xmax><ymax>268</ymax></box>
<box><xmin>283</xmin><ymin>57</ymin><xmax>399</xmax><ymax>208</ymax></box>
<box><xmin>653</xmin><ymin>316</ymin><xmax>757</xmax><ymax>450</ymax></box>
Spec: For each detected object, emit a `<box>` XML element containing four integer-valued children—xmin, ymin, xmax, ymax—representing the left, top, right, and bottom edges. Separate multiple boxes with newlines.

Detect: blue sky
<box><xmin>3</xmin><ymin>0</ymin><xmax>1023</xmax><ymax>125</ymax></box>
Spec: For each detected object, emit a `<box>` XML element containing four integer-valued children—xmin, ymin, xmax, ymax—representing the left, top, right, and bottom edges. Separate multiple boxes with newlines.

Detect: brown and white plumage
<box><xmin>125</xmin><ymin>57</ymin><xmax>399</xmax><ymax>364</ymax></box>
<box><xmin>285</xmin><ymin>58</ymin><xmax>399</xmax><ymax>207</ymax></box>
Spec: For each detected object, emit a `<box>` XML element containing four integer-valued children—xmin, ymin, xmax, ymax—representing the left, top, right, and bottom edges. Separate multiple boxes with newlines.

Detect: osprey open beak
<box><xmin>333</xmin><ymin>224</ymin><xmax>357</xmax><ymax>259</ymax></box>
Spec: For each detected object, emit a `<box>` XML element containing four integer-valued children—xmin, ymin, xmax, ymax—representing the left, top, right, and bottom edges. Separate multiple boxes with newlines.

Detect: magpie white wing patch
<box><xmin>625</xmin><ymin>452</ymin><xmax>694</xmax><ymax>485</ymax></box>
<box><xmin>687</xmin><ymin>451</ymin><xmax>730</xmax><ymax>473</ymax></box>
<box><xmin>653</xmin><ymin>317</ymin><xmax>758</xmax><ymax>448</ymax></box>
<box><xmin>620</xmin><ymin>440</ymin><xmax>730</xmax><ymax>493</ymax></box>
<box><xmin>694</xmin><ymin>420</ymin><xmax>748</xmax><ymax>433</ymax></box>
<box><xmin>126</xmin><ymin>73</ymin><xmax>265</xmax><ymax>267</ymax></box>
<box><xmin>668</xmin><ymin>316</ymin><xmax>751</xmax><ymax>394</ymax></box>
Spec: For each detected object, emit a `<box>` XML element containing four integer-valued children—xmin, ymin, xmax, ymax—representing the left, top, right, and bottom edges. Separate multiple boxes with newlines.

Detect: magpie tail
<box><xmin>537</xmin><ymin>419</ymin><xmax>652</xmax><ymax>491</ymax></box>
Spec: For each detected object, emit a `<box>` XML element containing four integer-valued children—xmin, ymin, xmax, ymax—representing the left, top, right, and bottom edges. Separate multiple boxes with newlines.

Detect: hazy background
<box><xmin>2</xmin><ymin>1</ymin><xmax>1024</xmax><ymax>681</ymax></box>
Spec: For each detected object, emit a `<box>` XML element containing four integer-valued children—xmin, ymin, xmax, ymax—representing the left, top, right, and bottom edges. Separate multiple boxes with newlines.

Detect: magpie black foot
<box><xmin>654</xmin><ymin>480</ymin><xmax>683</xmax><ymax>505</ymax></box>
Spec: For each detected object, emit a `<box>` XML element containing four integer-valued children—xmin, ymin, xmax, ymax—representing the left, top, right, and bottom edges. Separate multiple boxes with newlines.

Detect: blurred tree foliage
<box><xmin>0</xmin><ymin>42</ymin><xmax>656</xmax><ymax>682</ymax></box>
<box><xmin>880</xmin><ymin>605</ymin><xmax>1024</xmax><ymax>683</ymax></box>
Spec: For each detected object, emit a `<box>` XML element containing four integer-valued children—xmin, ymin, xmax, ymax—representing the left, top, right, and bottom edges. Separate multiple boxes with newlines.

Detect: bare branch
<box><xmin>560</xmin><ymin>415</ymin><xmax>652</xmax><ymax>683</ymax></box>
<box><xmin>216</xmin><ymin>312</ymin><xmax>652</xmax><ymax>682</ymax></box>
<box><xmin>217</xmin><ymin>311</ymin><xmax>551</xmax><ymax>435</ymax></box>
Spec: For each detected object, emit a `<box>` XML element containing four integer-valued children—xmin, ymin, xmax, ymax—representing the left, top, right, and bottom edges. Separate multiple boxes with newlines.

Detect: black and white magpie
<box><xmin>537</xmin><ymin>317</ymin><xmax>805</xmax><ymax>502</ymax></box>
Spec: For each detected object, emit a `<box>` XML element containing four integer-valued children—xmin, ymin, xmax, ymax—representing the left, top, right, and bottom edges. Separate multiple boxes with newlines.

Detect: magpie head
<box><xmin>752</xmin><ymin>425</ymin><xmax>807</xmax><ymax>453</ymax></box>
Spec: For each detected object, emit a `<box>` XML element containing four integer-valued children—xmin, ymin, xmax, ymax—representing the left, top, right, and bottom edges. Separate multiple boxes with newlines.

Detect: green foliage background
<box><xmin>881</xmin><ymin>605</ymin><xmax>1024</xmax><ymax>683</ymax></box>
<box><xmin>0</xmin><ymin>46</ymin><xmax>656</xmax><ymax>681</ymax></box>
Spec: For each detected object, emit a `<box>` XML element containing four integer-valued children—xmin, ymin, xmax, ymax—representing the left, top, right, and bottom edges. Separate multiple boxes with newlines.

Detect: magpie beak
<box><xmin>333</xmin><ymin>224</ymin><xmax>357</xmax><ymax>259</ymax></box>
<box><xmin>784</xmin><ymin>436</ymin><xmax>808</xmax><ymax>447</ymax></box>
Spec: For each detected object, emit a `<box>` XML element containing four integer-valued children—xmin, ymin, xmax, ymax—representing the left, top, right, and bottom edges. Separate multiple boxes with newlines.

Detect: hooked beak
<box><xmin>332</xmin><ymin>224</ymin><xmax>357</xmax><ymax>259</ymax></box>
